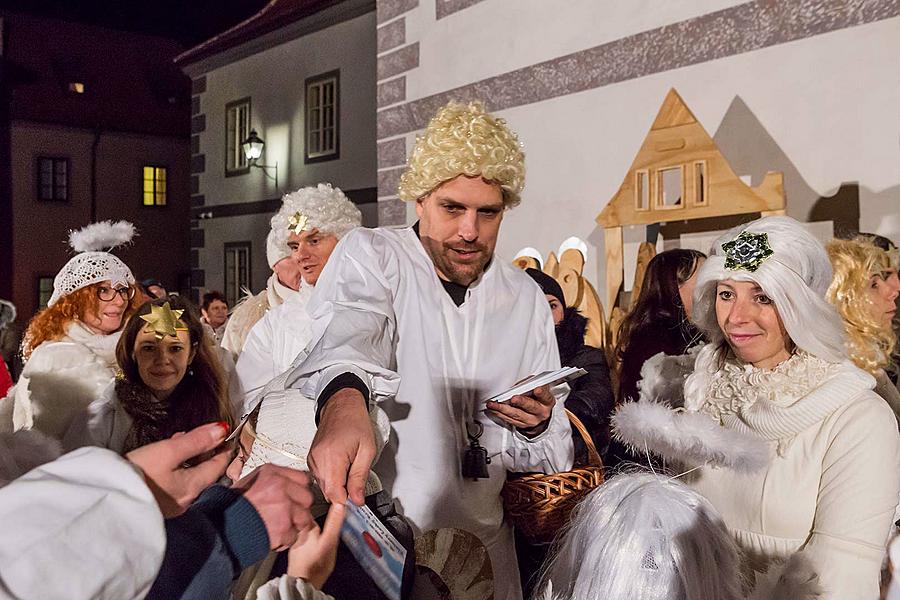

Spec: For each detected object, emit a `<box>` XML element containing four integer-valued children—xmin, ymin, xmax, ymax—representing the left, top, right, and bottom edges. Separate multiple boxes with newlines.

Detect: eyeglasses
<box><xmin>96</xmin><ymin>285</ymin><xmax>136</xmax><ymax>302</ymax></box>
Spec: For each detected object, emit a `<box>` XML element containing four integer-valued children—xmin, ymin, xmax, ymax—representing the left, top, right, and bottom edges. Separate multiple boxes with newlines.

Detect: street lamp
<box><xmin>241</xmin><ymin>129</ymin><xmax>278</xmax><ymax>188</ymax></box>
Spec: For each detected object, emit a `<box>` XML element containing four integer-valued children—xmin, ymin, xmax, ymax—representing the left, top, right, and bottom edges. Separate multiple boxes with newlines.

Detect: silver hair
<box><xmin>537</xmin><ymin>472</ymin><xmax>742</xmax><ymax>600</ymax></box>
<box><xmin>691</xmin><ymin>216</ymin><xmax>846</xmax><ymax>364</ymax></box>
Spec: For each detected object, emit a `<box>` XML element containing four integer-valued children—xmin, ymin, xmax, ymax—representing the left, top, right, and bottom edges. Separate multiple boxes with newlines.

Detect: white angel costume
<box><xmin>285</xmin><ymin>226</ymin><xmax>574</xmax><ymax>600</ymax></box>
<box><xmin>1</xmin><ymin>221</ymin><xmax>134</xmax><ymax>440</ymax></box>
<box><xmin>236</xmin><ymin>282</ymin><xmax>315</xmax><ymax>412</ymax></box>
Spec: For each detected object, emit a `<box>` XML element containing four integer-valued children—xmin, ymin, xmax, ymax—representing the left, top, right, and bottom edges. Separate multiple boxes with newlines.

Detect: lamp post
<box><xmin>241</xmin><ymin>129</ymin><xmax>278</xmax><ymax>189</ymax></box>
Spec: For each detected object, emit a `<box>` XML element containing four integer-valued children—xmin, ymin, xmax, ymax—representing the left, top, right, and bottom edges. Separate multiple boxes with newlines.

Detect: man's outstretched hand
<box><xmin>307</xmin><ymin>388</ymin><xmax>375</xmax><ymax>506</ymax></box>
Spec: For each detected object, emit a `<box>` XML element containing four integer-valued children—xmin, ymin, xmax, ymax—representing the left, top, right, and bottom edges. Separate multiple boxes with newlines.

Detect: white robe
<box><xmin>0</xmin><ymin>447</ymin><xmax>165</xmax><ymax>599</ymax></box>
<box><xmin>236</xmin><ymin>282</ymin><xmax>315</xmax><ymax>413</ymax></box>
<box><xmin>1</xmin><ymin>321</ymin><xmax>119</xmax><ymax>439</ymax></box>
<box><xmin>286</xmin><ymin>227</ymin><xmax>574</xmax><ymax>600</ymax></box>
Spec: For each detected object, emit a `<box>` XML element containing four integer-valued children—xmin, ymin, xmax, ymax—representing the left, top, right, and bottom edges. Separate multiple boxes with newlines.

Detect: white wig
<box><xmin>691</xmin><ymin>216</ymin><xmax>846</xmax><ymax>364</ymax></box>
<box><xmin>538</xmin><ymin>472</ymin><xmax>742</xmax><ymax>600</ymax></box>
<box><xmin>267</xmin><ymin>183</ymin><xmax>362</xmax><ymax>268</ymax></box>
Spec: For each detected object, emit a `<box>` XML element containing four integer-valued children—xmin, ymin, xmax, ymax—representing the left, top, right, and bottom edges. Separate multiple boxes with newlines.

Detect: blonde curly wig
<box><xmin>397</xmin><ymin>101</ymin><xmax>525</xmax><ymax>208</ymax></box>
<box><xmin>826</xmin><ymin>238</ymin><xmax>896</xmax><ymax>374</ymax></box>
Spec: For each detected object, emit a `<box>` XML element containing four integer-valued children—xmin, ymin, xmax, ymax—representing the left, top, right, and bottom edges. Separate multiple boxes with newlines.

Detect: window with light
<box><xmin>143</xmin><ymin>166</ymin><xmax>167</xmax><ymax>206</ymax></box>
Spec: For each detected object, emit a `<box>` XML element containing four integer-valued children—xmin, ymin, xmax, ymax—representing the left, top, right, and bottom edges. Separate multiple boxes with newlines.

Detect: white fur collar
<box><xmin>63</xmin><ymin>321</ymin><xmax>120</xmax><ymax>369</ymax></box>
<box><xmin>685</xmin><ymin>345</ymin><xmax>874</xmax><ymax>452</ymax></box>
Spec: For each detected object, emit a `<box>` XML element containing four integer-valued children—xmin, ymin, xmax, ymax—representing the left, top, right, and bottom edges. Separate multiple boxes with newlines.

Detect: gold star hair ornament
<box><xmin>288</xmin><ymin>211</ymin><xmax>309</xmax><ymax>235</ymax></box>
<box><xmin>722</xmin><ymin>231</ymin><xmax>775</xmax><ymax>273</ymax></box>
<box><xmin>140</xmin><ymin>302</ymin><xmax>188</xmax><ymax>340</ymax></box>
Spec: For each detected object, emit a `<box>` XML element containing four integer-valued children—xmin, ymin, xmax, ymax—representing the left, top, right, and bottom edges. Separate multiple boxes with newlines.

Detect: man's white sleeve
<box><xmin>0</xmin><ymin>447</ymin><xmax>165</xmax><ymax>599</ymax></box>
<box><xmin>286</xmin><ymin>231</ymin><xmax>401</xmax><ymax>405</ymax></box>
<box><xmin>501</xmin><ymin>293</ymin><xmax>574</xmax><ymax>475</ymax></box>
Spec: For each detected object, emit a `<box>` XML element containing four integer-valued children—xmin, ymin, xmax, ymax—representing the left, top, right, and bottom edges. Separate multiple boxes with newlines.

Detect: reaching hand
<box><xmin>233</xmin><ymin>464</ymin><xmax>314</xmax><ymax>550</ymax></box>
<box><xmin>287</xmin><ymin>502</ymin><xmax>346</xmax><ymax>589</ymax></box>
<box><xmin>486</xmin><ymin>384</ymin><xmax>555</xmax><ymax>436</ymax></box>
<box><xmin>307</xmin><ymin>388</ymin><xmax>376</xmax><ymax>506</ymax></box>
<box><xmin>127</xmin><ymin>421</ymin><xmax>232</xmax><ymax>518</ymax></box>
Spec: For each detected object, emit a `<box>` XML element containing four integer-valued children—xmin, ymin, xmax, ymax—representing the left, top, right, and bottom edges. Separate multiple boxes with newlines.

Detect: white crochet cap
<box><xmin>49</xmin><ymin>221</ymin><xmax>136</xmax><ymax>307</ymax></box>
<box><xmin>267</xmin><ymin>183</ymin><xmax>361</xmax><ymax>267</ymax></box>
<box><xmin>691</xmin><ymin>215</ymin><xmax>846</xmax><ymax>363</ymax></box>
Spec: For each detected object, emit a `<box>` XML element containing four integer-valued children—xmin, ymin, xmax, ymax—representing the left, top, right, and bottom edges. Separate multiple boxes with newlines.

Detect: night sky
<box><xmin>1</xmin><ymin>0</ymin><xmax>270</xmax><ymax>46</ymax></box>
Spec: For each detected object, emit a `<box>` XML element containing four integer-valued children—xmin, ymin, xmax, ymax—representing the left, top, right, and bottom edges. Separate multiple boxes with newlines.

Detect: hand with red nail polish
<box><xmin>127</xmin><ymin>422</ymin><xmax>232</xmax><ymax>518</ymax></box>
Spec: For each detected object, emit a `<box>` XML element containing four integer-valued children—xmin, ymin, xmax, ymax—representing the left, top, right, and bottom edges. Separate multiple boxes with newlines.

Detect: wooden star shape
<box><xmin>140</xmin><ymin>302</ymin><xmax>188</xmax><ymax>340</ymax></box>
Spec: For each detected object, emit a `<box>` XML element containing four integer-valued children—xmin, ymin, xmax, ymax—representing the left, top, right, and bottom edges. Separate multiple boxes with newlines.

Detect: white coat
<box><xmin>2</xmin><ymin>321</ymin><xmax>119</xmax><ymax>439</ymax></box>
<box><xmin>286</xmin><ymin>227</ymin><xmax>574</xmax><ymax>600</ymax></box>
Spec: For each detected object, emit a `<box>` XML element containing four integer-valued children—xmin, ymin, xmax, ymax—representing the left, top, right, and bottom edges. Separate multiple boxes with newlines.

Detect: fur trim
<box><xmin>612</xmin><ymin>400</ymin><xmax>771</xmax><ymax>472</ymax></box>
<box><xmin>0</xmin><ymin>430</ymin><xmax>63</xmax><ymax>486</ymax></box>
<box><xmin>556</xmin><ymin>308</ymin><xmax>587</xmax><ymax>364</ymax></box>
<box><xmin>749</xmin><ymin>553</ymin><xmax>822</xmax><ymax>600</ymax></box>
<box><xmin>636</xmin><ymin>348</ymin><xmax>701</xmax><ymax>409</ymax></box>
<box><xmin>69</xmin><ymin>220</ymin><xmax>136</xmax><ymax>253</ymax></box>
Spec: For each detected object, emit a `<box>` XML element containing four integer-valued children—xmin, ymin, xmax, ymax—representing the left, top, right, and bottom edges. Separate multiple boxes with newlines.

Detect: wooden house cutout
<box><xmin>596</xmin><ymin>89</ymin><xmax>786</xmax><ymax>316</ymax></box>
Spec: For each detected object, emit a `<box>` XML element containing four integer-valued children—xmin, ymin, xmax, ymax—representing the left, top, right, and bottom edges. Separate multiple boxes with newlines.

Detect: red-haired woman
<box><xmin>1</xmin><ymin>222</ymin><xmax>139</xmax><ymax>440</ymax></box>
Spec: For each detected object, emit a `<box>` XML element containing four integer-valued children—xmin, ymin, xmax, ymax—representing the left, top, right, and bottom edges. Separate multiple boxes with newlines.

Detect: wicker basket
<box><xmin>501</xmin><ymin>409</ymin><xmax>605</xmax><ymax>545</ymax></box>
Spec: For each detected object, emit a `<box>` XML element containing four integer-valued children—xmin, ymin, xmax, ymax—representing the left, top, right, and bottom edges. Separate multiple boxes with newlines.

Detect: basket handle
<box><xmin>564</xmin><ymin>408</ymin><xmax>603</xmax><ymax>467</ymax></box>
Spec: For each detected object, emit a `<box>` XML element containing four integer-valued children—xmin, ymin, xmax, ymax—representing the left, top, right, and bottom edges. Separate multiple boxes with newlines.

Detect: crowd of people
<box><xmin>0</xmin><ymin>100</ymin><xmax>899</xmax><ymax>600</ymax></box>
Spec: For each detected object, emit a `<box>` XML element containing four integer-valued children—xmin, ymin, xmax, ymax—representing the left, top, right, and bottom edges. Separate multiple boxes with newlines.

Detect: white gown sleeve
<box><xmin>500</xmin><ymin>293</ymin><xmax>575</xmax><ymax>475</ymax></box>
<box><xmin>0</xmin><ymin>447</ymin><xmax>165</xmax><ymax>599</ymax></box>
<box><xmin>799</xmin><ymin>393</ymin><xmax>900</xmax><ymax>600</ymax></box>
<box><xmin>256</xmin><ymin>575</ymin><xmax>334</xmax><ymax>600</ymax></box>
<box><xmin>237</xmin><ymin>313</ymin><xmax>279</xmax><ymax>409</ymax></box>
<box><xmin>285</xmin><ymin>230</ymin><xmax>401</xmax><ymax>405</ymax></box>
<box><xmin>61</xmin><ymin>381</ymin><xmax>119</xmax><ymax>452</ymax></box>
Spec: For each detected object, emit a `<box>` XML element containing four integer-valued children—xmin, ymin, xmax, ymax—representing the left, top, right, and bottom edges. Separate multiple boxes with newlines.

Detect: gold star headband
<box><xmin>288</xmin><ymin>211</ymin><xmax>309</xmax><ymax>235</ymax></box>
<box><xmin>140</xmin><ymin>302</ymin><xmax>189</xmax><ymax>340</ymax></box>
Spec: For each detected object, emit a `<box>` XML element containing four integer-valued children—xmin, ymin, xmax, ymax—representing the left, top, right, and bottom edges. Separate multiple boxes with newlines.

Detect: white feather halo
<box><xmin>612</xmin><ymin>400</ymin><xmax>772</xmax><ymax>473</ymax></box>
<box><xmin>68</xmin><ymin>220</ymin><xmax>136</xmax><ymax>253</ymax></box>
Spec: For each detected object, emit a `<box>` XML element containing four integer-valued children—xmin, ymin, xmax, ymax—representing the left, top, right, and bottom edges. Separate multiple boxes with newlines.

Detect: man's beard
<box><xmin>420</xmin><ymin>235</ymin><xmax>491</xmax><ymax>286</ymax></box>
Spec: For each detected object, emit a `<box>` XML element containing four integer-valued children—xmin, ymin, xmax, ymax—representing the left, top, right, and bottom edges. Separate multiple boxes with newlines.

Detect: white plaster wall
<box><xmin>403</xmin><ymin>0</ymin><xmax>746</xmax><ymax>100</ymax></box>
<box><xmin>396</xmin><ymin>9</ymin><xmax>900</xmax><ymax>300</ymax></box>
<box><xmin>199</xmin><ymin>11</ymin><xmax>377</xmax><ymax>206</ymax></box>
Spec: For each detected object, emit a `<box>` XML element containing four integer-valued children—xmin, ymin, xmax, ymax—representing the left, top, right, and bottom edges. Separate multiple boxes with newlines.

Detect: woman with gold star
<box><xmin>65</xmin><ymin>296</ymin><xmax>234</xmax><ymax>453</ymax></box>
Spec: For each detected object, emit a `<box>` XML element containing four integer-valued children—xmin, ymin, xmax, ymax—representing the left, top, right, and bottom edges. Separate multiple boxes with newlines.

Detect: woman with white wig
<box><xmin>614</xmin><ymin>216</ymin><xmax>900</xmax><ymax>599</ymax></box>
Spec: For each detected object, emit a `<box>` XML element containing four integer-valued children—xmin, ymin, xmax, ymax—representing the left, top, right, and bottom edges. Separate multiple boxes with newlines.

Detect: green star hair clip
<box><xmin>722</xmin><ymin>231</ymin><xmax>774</xmax><ymax>273</ymax></box>
<box><xmin>288</xmin><ymin>211</ymin><xmax>309</xmax><ymax>235</ymax></box>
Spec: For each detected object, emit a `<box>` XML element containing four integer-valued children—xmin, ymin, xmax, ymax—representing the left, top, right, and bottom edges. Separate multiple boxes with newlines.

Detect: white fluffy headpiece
<box><xmin>267</xmin><ymin>183</ymin><xmax>361</xmax><ymax>268</ymax></box>
<box><xmin>49</xmin><ymin>221</ymin><xmax>136</xmax><ymax>306</ymax></box>
<box><xmin>691</xmin><ymin>216</ymin><xmax>846</xmax><ymax>363</ymax></box>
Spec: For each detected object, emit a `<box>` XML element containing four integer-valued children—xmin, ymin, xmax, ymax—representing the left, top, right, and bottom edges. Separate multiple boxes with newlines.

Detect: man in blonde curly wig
<box><xmin>287</xmin><ymin>100</ymin><xmax>572</xmax><ymax>599</ymax></box>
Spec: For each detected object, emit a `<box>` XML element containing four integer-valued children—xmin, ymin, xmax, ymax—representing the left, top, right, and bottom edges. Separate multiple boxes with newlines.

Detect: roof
<box><xmin>2</xmin><ymin>10</ymin><xmax>190</xmax><ymax>137</ymax></box>
<box><xmin>175</xmin><ymin>0</ymin><xmax>339</xmax><ymax>67</ymax></box>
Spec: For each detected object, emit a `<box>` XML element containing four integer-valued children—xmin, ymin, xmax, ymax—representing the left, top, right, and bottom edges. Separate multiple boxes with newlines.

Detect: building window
<box><xmin>143</xmin><ymin>166</ymin><xmax>167</xmax><ymax>206</ymax></box>
<box><xmin>305</xmin><ymin>71</ymin><xmax>339</xmax><ymax>163</ymax></box>
<box><xmin>226</xmin><ymin>98</ymin><xmax>251</xmax><ymax>175</ymax></box>
<box><xmin>37</xmin><ymin>276</ymin><xmax>54</xmax><ymax>310</ymax></box>
<box><xmin>224</xmin><ymin>242</ymin><xmax>251</xmax><ymax>307</ymax></box>
<box><xmin>37</xmin><ymin>157</ymin><xmax>68</xmax><ymax>201</ymax></box>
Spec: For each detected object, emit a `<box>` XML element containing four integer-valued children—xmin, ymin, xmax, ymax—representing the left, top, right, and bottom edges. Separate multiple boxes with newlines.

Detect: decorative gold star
<box><xmin>140</xmin><ymin>302</ymin><xmax>188</xmax><ymax>340</ymax></box>
<box><xmin>288</xmin><ymin>211</ymin><xmax>309</xmax><ymax>235</ymax></box>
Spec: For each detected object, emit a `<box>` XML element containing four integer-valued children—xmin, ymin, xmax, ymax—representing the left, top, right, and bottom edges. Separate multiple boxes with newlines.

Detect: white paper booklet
<box><xmin>483</xmin><ymin>366</ymin><xmax>587</xmax><ymax>404</ymax></box>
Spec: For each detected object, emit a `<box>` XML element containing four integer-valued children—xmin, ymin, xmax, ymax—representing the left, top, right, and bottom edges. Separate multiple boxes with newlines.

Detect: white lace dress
<box><xmin>683</xmin><ymin>345</ymin><xmax>900</xmax><ymax>600</ymax></box>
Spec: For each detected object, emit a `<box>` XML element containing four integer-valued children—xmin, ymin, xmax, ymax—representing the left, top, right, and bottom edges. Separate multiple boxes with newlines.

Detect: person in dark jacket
<box><xmin>525</xmin><ymin>268</ymin><xmax>615</xmax><ymax>463</ymax></box>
